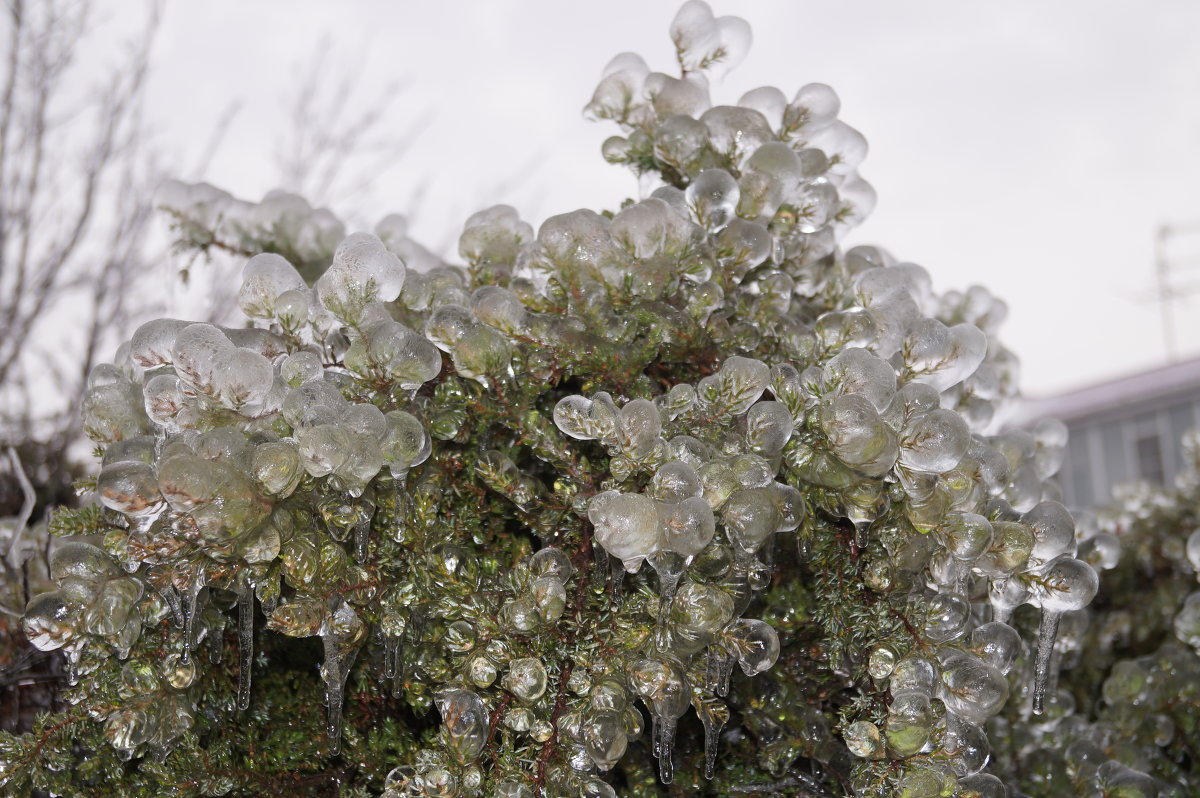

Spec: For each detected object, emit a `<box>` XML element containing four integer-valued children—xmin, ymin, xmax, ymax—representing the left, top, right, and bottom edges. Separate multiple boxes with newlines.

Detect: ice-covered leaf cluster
<box><xmin>7</xmin><ymin>3</ymin><xmax>1159</xmax><ymax>797</ymax></box>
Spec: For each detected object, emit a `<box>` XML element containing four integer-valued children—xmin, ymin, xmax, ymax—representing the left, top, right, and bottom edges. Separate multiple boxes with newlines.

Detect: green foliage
<box><xmin>5</xmin><ymin>3</ymin><xmax>1198</xmax><ymax>798</ymax></box>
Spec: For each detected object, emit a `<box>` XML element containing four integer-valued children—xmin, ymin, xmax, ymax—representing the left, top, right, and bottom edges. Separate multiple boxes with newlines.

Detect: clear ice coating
<box><xmin>18</xmin><ymin>1</ymin><xmax>1107</xmax><ymax>793</ymax></box>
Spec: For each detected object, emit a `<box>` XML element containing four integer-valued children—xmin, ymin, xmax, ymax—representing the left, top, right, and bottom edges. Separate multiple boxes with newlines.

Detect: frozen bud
<box><xmin>702</xmin><ymin>106</ymin><xmax>773</xmax><ymax>166</ymax></box>
<box><xmin>316</xmin><ymin>232</ymin><xmax>405</xmax><ymax>321</ymax></box>
<box><xmin>818</xmin><ymin>394</ymin><xmax>898</xmax><ymax>476</ymax></box>
<box><xmin>650</xmin><ymin>461</ymin><xmax>703</xmax><ymax>502</ymax></box>
<box><xmin>714</xmin><ymin>218</ymin><xmax>772</xmax><ymax>280</ymax></box>
<box><xmin>295</xmin><ymin>424</ymin><xmax>354</xmax><ymax>478</ymax></box>
<box><xmin>657</xmin><ymin>496</ymin><xmax>716</xmax><ymax>558</ymax></box>
<box><xmin>899</xmin><ymin>409</ymin><xmax>970</xmax><ymax>474</ymax></box>
<box><xmin>867</xmin><ymin>647</ymin><xmax>897</xmax><ymax>680</ymax></box>
<box><xmin>937</xmin><ymin>652</ymin><xmax>1009</xmax><ymax>724</ymax></box>
<box><xmin>654</xmin><ymin>114</ymin><xmax>708</xmax><ymax>173</ymax></box>
<box><xmin>1078</xmin><ymin>531</ymin><xmax>1121</xmax><ymax>571</ymax></box>
<box><xmin>738</xmin><ymin>85</ymin><xmax>787</xmax><ymax>131</ymax></box>
<box><xmin>530</xmin><ymin>547</ymin><xmax>575</xmax><ymax>580</ymax></box>
<box><xmin>22</xmin><ymin>591</ymin><xmax>75</xmax><ymax>651</ymax></box>
<box><xmin>969</xmin><ymin>621</ymin><xmax>1022</xmax><ymax>674</ymax></box>
<box><xmin>844</xmin><ymin>720</ymin><xmax>884</xmax><ymax>759</ymax></box>
<box><xmin>721</xmin><ymin>487</ymin><xmax>781</xmax><ymax>553</ymax></box>
<box><xmin>503</xmin><ymin>657</ymin><xmax>548</xmax><ymax>702</ymax></box>
<box><xmin>359</xmin><ymin>321</ymin><xmax>443</xmax><ymax>389</ymax></box>
<box><xmin>83</xmin><ymin>379</ymin><xmax>151</xmax><ymax>444</ymax></box>
<box><xmin>629</xmin><ymin>657</ymin><xmax>690</xmax><ymax>719</ymax></box>
<box><xmin>923</xmin><ymin>593</ymin><xmax>971</xmax><ymax>643</ymax></box>
<box><xmin>584</xmin><ymin>52</ymin><xmax>649</xmax><ymax>122</ymax></box>
<box><xmin>280</xmin><ymin>351</ymin><xmax>323</xmax><ymax>387</ymax></box>
<box><xmin>238</xmin><ymin>253</ymin><xmax>306</xmax><ymax>319</ymax></box>
<box><xmin>616</xmin><ymin>399</ymin><xmax>662</xmax><ymax>457</ymax></box>
<box><xmin>459</xmin><ymin>204</ymin><xmax>532</xmax><ymax>266</ymax></box>
<box><xmin>450</xmin><ymin>323</ymin><xmax>512</xmax><ymax>381</ymax></box>
<box><xmin>822</xmin><ymin>347</ymin><xmax>897</xmax><ymax>412</ymax></box>
<box><xmin>583</xmin><ymin>710</ymin><xmax>628</xmax><ymax>770</ymax></box>
<box><xmin>343</xmin><ymin>403</ymin><xmax>387</xmax><ymax>439</ymax></box>
<box><xmin>471</xmin><ymin>285</ymin><xmax>528</xmax><ymax>335</ymax></box>
<box><xmin>669</xmin><ymin>1</ymin><xmax>751</xmax><ymax>78</ymax></box>
<box><xmin>214</xmin><ymin>348</ymin><xmax>274</xmax><ymax>410</ymax></box>
<box><xmin>274</xmin><ymin>288</ymin><xmax>310</xmax><ymax>331</ymax></box>
<box><xmin>976</xmin><ymin>521</ymin><xmax>1033</xmax><ymax>576</ymax></box>
<box><xmin>424</xmin><ymin>304</ymin><xmax>476</xmax><ymax>353</ymax></box>
<box><xmin>172</xmin><ymin>323</ymin><xmax>234</xmax><ymax>395</ymax></box>
<box><xmin>130</xmin><ymin>319</ymin><xmax>189</xmax><ymax>368</ymax></box>
<box><xmin>380</xmin><ymin>410</ymin><xmax>431</xmax><ymax>472</ymax></box>
<box><xmin>537</xmin><ymin>209</ymin><xmax>626</xmax><ymax>282</ymax></box>
<box><xmin>532</xmin><ymin>576</ymin><xmax>567</xmax><ymax>622</ymax></box>
<box><xmin>97</xmin><ymin>461</ymin><xmax>163</xmax><ymax>516</ymax></box>
<box><xmin>697</xmin><ymin>355</ymin><xmax>769</xmax><ymax>416</ymax></box>
<box><xmin>738</xmin><ymin>141</ymin><xmax>802</xmax><ymax>220</ymax></box>
<box><xmin>1022</xmin><ymin>500</ymin><xmax>1076</xmax><ymax>567</ymax></box>
<box><xmin>902</xmin><ymin>318</ymin><xmax>987</xmax><ymax>393</ymax></box>
<box><xmin>786</xmin><ymin>82</ymin><xmax>840</xmax><ymax>134</ymax></box>
<box><xmin>588</xmin><ymin>491</ymin><xmax>660</xmax><ymax>572</ymax></box>
<box><xmin>143</xmin><ymin>374</ymin><xmax>184</xmax><ymax>426</ymax></box>
<box><xmin>1186</xmin><ymin>529</ymin><xmax>1200</xmax><ymax>574</ymax></box>
<box><xmin>435</xmin><ymin>688</ymin><xmax>488</xmax><ymax>763</ymax></box>
<box><xmin>554</xmin><ymin>392</ymin><xmax>619</xmax><ymax>441</ymax></box>
<box><xmin>1034</xmin><ymin>557</ymin><xmax>1098</xmax><ymax>613</ymax></box>
<box><xmin>671</xmin><ymin>581</ymin><xmax>734</xmax><ymax>634</ymax></box>
<box><xmin>224</xmin><ymin>327</ymin><xmax>288</xmax><ymax>361</ymax></box>
<box><xmin>82</xmin><ymin>576</ymin><xmax>143</xmax><ymax>636</ymax></box>
<box><xmin>726</xmin><ymin>618</ymin><xmax>779</xmax><ymax>675</ymax></box>
<box><xmin>644</xmin><ymin>72</ymin><xmax>711</xmax><ymax>119</ymax></box>
<box><xmin>251</xmin><ymin>441</ymin><xmax>303</xmax><ymax>498</ymax></box>
<box><xmin>1175</xmin><ymin>592</ymin><xmax>1200</xmax><ymax>648</ymax></box>
<box><xmin>890</xmin><ymin>656</ymin><xmax>936</xmax><ymax>694</ymax></box>
<box><xmin>686</xmin><ymin>169</ymin><xmax>740</xmax><ymax>231</ymax></box>
<box><xmin>51</xmin><ymin>542</ymin><xmax>120</xmax><ymax>586</ymax></box>
<box><xmin>939</xmin><ymin>512</ymin><xmax>993</xmax><ymax>561</ymax></box>
<box><xmin>744</xmin><ymin>400</ymin><xmax>793</xmax><ymax>455</ymax></box>
<box><xmin>885</xmin><ymin>690</ymin><xmax>934</xmax><ymax>757</ymax></box>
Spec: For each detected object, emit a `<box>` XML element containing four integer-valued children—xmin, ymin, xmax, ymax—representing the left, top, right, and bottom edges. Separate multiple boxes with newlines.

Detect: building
<box><xmin>1014</xmin><ymin>357</ymin><xmax>1200</xmax><ymax>509</ymax></box>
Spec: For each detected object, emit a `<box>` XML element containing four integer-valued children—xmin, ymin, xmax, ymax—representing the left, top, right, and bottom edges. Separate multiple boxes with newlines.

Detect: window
<box><xmin>1136</xmin><ymin>434</ymin><xmax>1164</xmax><ymax>483</ymax></box>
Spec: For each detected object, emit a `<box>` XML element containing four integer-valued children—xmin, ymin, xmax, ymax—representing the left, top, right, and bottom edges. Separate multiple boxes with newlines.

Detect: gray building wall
<box><xmin>1013</xmin><ymin>358</ymin><xmax>1200</xmax><ymax>510</ymax></box>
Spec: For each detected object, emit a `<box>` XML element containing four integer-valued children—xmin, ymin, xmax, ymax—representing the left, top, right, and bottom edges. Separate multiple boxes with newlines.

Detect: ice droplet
<box><xmin>174</xmin><ymin>574</ymin><xmax>207</xmax><ymax>665</ymax></box>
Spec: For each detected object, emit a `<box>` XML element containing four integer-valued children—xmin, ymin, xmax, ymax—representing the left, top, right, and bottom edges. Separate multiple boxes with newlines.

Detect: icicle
<box><xmin>853</xmin><ymin>520</ymin><xmax>869</xmax><ymax>550</ymax></box>
<box><xmin>382</xmin><ymin>635</ymin><xmax>399</xmax><ymax>679</ymax></box>
<box><xmin>699</xmin><ymin>704</ymin><xmax>726</xmax><ymax>780</ymax></box>
<box><xmin>1032</xmin><ymin>610</ymin><xmax>1061</xmax><ymax>715</ymax></box>
<box><xmin>655</xmin><ymin>714</ymin><xmax>677</xmax><ymax>784</ymax></box>
<box><xmin>651</xmin><ymin>551</ymin><xmax>685</xmax><ymax>608</ymax></box>
<box><xmin>590</xmin><ymin>547</ymin><xmax>610</xmax><ymax>593</ymax></box>
<box><xmin>322</xmin><ymin>630</ymin><xmax>345</xmax><ymax>755</ymax></box>
<box><xmin>208</xmin><ymin>619</ymin><xmax>224</xmax><ymax>664</ymax></box>
<box><xmin>180</xmin><ymin>581</ymin><xmax>199</xmax><ymax>665</ymax></box>
<box><xmin>157</xmin><ymin>584</ymin><xmax>184</xmax><ymax>629</ymax></box>
<box><xmin>237</xmin><ymin>584</ymin><xmax>254</xmax><ymax>711</ymax></box>
<box><xmin>65</xmin><ymin>645</ymin><xmax>82</xmax><ymax>686</ymax></box>
<box><xmin>609</xmin><ymin>553</ymin><xmax>626</xmax><ymax>598</ymax></box>
<box><xmin>354</xmin><ymin>520</ymin><xmax>369</xmax><ymax>564</ymax></box>
<box><xmin>707</xmin><ymin>646</ymin><xmax>736</xmax><ymax>696</ymax></box>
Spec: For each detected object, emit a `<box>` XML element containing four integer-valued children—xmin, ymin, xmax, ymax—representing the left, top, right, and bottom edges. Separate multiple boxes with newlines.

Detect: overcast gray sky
<box><xmin>122</xmin><ymin>0</ymin><xmax>1200</xmax><ymax>398</ymax></box>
